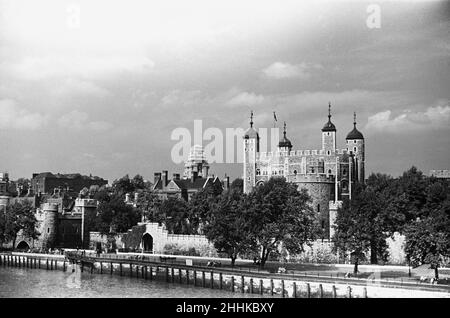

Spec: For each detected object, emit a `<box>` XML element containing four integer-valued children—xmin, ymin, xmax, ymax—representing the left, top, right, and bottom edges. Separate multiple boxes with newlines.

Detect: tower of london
<box><xmin>243</xmin><ymin>104</ymin><xmax>365</xmax><ymax>239</ymax></box>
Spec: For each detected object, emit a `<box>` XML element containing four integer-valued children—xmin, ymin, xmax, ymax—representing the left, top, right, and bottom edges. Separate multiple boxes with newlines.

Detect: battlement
<box><xmin>42</xmin><ymin>203</ymin><xmax>59</xmax><ymax>212</ymax></box>
<box><xmin>257</xmin><ymin>149</ymin><xmax>355</xmax><ymax>159</ymax></box>
<box><xmin>430</xmin><ymin>170</ymin><xmax>450</xmax><ymax>179</ymax></box>
<box><xmin>329</xmin><ymin>200</ymin><xmax>343</xmax><ymax>210</ymax></box>
<box><xmin>75</xmin><ymin>198</ymin><xmax>98</xmax><ymax>207</ymax></box>
<box><xmin>288</xmin><ymin>173</ymin><xmax>335</xmax><ymax>183</ymax></box>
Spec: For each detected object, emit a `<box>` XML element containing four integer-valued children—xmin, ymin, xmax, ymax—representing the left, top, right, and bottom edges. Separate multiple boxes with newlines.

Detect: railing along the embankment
<box><xmin>1</xmin><ymin>251</ymin><xmax>449</xmax><ymax>298</ymax></box>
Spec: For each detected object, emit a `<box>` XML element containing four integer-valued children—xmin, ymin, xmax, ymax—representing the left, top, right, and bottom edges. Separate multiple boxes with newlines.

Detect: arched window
<box><xmin>317</xmin><ymin>204</ymin><xmax>320</xmax><ymax>212</ymax></box>
<box><xmin>256</xmin><ymin>169</ymin><xmax>261</xmax><ymax>176</ymax></box>
<box><xmin>327</xmin><ymin>150</ymin><xmax>330</xmax><ymax>156</ymax></box>
<box><xmin>321</xmin><ymin>220</ymin><xmax>325</xmax><ymax>229</ymax></box>
<box><xmin>328</xmin><ymin>169</ymin><xmax>332</xmax><ymax>174</ymax></box>
<box><xmin>342</xmin><ymin>181</ymin><xmax>348</xmax><ymax>191</ymax></box>
<box><xmin>293</xmin><ymin>170</ymin><xmax>297</xmax><ymax>175</ymax></box>
<box><xmin>353</xmin><ymin>147</ymin><xmax>357</xmax><ymax>153</ymax></box>
<box><xmin>47</xmin><ymin>228</ymin><xmax>50</xmax><ymax>233</ymax></box>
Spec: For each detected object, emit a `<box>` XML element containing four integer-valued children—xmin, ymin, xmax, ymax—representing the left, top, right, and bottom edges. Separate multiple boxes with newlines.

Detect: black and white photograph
<box><xmin>0</xmin><ymin>0</ymin><xmax>449</xmax><ymax>308</ymax></box>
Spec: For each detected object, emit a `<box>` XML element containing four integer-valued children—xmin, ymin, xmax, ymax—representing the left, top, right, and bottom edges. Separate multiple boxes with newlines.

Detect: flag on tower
<box><xmin>273</xmin><ymin>111</ymin><xmax>277</xmax><ymax>122</ymax></box>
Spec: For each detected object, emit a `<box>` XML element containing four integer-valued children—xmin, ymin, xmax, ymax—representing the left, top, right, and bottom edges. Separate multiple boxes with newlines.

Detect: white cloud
<box><xmin>58</xmin><ymin>110</ymin><xmax>113</xmax><ymax>131</ymax></box>
<box><xmin>262</xmin><ymin>62</ymin><xmax>322</xmax><ymax>79</ymax></box>
<box><xmin>365</xmin><ymin>103</ymin><xmax>450</xmax><ymax>133</ymax></box>
<box><xmin>6</xmin><ymin>55</ymin><xmax>155</xmax><ymax>80</ymax></box>
<box><xmin>51</xmin><ymin>78</ymin><xmax>111</xmax><ymax>98</ymax></box>
<box><xmin>0</xmin><ymin>99</ymin><xmax>48</xmax><ymax>130</ymax></box>
<box><xmin>160</xmin><ymin>90</ymin><xmax>203</xmax><ymax>106</ymax></box>
<box><xmin>227</xmin><ymin>92</ymin><xmax>264</xmax><ymax>107</ymax></box>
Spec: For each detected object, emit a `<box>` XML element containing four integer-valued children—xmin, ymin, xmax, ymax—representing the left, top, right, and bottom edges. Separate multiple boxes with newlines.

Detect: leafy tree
<box><xmin>96</xmin><ymin>193</ymin><xmax>140</xmax><ymax>234</ymax></box>
<box><xmin>403</xmin><ymin>178</ymin><xmax>450</xmax><ymax>279</ymax></box>
<box><xmin>112</xmin><ymin>175</ymin><xmax>134</xmax><ymax>195</ymax></box>
<box><xmin>131</xmin><ymin>174</ymin><xmax>146</xmax><ymax>190</ymax></box>
<box><xmin>244</xmin><ymin>177</ymin><xmax>317</xmax><ymax>268</ymax></box>
<box><xmin>230</xmin><ymin>178</ymin><xmax>243</xmax><ymax>193</ymax></box>
<box><xmin>388</xmin><ymin>166</ymin><xmax>429</xmax><ymax>230</ymax></box>
<box><xmin>158</xmin><ymin>197</ymin><xmax>190</xmax><ymax>234</ymax></box>
<box><xmin>203</xmin><ymin>189</ymin><xmax>254</xmax><ymax>266</ymax></box>
<box><xmin>1</xmin><ymin>201</ymin><xmax>39</xmax><ymax>249</ymax></box>
<box><xmin>136</xmin><ymin>188</ymin><xmax>162</xmax><ymax>222</ymax></box>
<box><xmin>187</xmin><ymin>183</ymin><xmax>222</xmax><ymax>234</ymax></box>
<box><xmin>333</xmin><ymin>182</ymin><xmax>386</xmax><ymax>273</ymax></box>
<box><xmin>365</xmin><ymin>173</ymin><xmax>396</xmax><ymax>264</ymax></box>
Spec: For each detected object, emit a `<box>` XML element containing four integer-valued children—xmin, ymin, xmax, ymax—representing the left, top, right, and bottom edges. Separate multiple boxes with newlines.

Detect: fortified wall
<box><xmin>89</xmin><ymin>222</ymin><xmax>215</xmax><ymax>255</ymax></box>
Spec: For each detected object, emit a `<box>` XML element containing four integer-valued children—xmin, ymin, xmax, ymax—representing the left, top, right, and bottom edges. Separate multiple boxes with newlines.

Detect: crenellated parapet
<box><xmin>287</xmin><ymin>173</ymin><xmax>335</xmax><ymax>184</ymax></box>
<box><xmin>75</xmin><ymin>198</ymin><xmax>97</xmax><ymax>207</ymax></box>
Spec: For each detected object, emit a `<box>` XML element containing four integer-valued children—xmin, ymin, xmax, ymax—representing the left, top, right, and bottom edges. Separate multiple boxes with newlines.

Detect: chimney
<box><xmin>134</xmin><ymin>192</ymin><xmax>139</xmax><ymax>202</ymax></box>
<box><xmin>154</xmin><ymin>172</ymin><xmax>161</xmax><ymax>184</ymax></box>
<box><xmin>202</xmin><ymin>165</ymin><xmax>208</xmax><ymax>178</ymax></box>
<box><xmin>191</xmin><ymin>171</ymin><xmax>198</xmax><ymax>183</ymax></box>
<box><xmin>173</xmin><ymin>173</ymin><xmax>180</xmax><ymax>180</ymax></box>
<box><xmin>223</xmin><ymin>175</ymin><xmax>230</xmax><ymax>190</ymax></box>
<box><xmin>162</xmin><ymin>170</ymin><xmax>168</xmax><ymax>186</ymax></box>
<box><xmin>125</xmin><ymin>193</ymin><xmax>130</xmax><ymax>203</ymax></box>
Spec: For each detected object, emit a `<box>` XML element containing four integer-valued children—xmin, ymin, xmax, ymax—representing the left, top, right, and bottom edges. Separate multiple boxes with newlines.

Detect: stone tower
<box><xmin>322</xmin><ymin>102</ymin><xmax>336</xmax><ymax>155</ymax></box>
<box><xmin>75</xmin><ymin>198</ymin><xmax>98</xmax><ymax>249</ymax></box>
<box><xmin>41</xmin><ymin>203</ymin><xmax>59</xmax><ymax>249</ymax></box>
<box><xmin>346</xmin><ymin>112</ymin><xmax>365</xmax><ymax>183</ymax></box>
<box><xmin>243</xmin><ymin>111</ymin><xmax>259</xmax><ymax>194</ymax></box>
<box><xmin>0</xmin><ymin>172</ymin><xmax>10</xmax><ymax>210</ymax></box>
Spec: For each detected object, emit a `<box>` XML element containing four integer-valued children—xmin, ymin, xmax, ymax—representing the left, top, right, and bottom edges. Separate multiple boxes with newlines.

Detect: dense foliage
<box><xmin>0</xmin><ymin>200</ymin><xmax>39</xmax><ymax>247</ymax></box>
<box><xmin>333</xmin><ymin>167</ymin><xmax>450</xmax><ymax>278</ymax></box>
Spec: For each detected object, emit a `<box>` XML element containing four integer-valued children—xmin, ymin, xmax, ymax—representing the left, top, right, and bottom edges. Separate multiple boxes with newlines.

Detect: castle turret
<box><xmin>243</xmin><ymin>111</ymin><xmax>259</xmax><ymax>193</ymax></box>
<box><xmin>41</xmin><ymin>203</ymin><xmax>59</xmax><ymax>250</ymax></box>
<box><xmin>346</xmin><ymin>112</ymin><xmax>365</xmax><ymax>184</ymax></box>
<box><xmin>278</xmin><ymin>122</ymin><xmax>293</xmax><ymax>153</ymax></box>
<box><xmin>322</xmin><ymin>102</ymin><xmax>337</xmax><ymax>155</ymax></box>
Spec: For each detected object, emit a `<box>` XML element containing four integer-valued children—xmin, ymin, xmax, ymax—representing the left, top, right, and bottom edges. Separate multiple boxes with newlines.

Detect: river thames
<box><xmin>0</xmin><ymin>267</ymin><xmax>265</xmax><ymax>298</ymax></box>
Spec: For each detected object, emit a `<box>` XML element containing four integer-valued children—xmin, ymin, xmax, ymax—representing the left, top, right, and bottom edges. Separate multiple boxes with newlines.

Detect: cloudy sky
<box><xmin>0</xmin><ymin>0</ymin><xmax>449</xmax><ymax>183</ymax></box>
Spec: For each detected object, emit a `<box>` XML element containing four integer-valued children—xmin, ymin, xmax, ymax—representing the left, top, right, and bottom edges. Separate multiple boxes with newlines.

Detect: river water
<box><xmin>0</xmin><ymin>266</ymin><xmax>263</xmax><ymax>298</ymax></box>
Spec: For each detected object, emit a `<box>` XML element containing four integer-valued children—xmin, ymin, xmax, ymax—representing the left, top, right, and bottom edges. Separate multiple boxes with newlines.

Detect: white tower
<box><xmin>243</xmin><ymin>111</ymin><xmax>259</xmax><ymax>194</ymax></box>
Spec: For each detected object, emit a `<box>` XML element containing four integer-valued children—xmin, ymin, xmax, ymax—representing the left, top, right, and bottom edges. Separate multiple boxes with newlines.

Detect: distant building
<box><xmin>14</xmin><ymin>197</ymin><xmax>97</xmax><ymax>251</ymax></box>
<box><xmin>430</xmin><ymin>170</ymin><xmax>450</xmax><ymax>180</ymax></box>
<box><xmin>243</xmin><ymin>104</ymin><xmax>365</xmax><ymax>239</ymax></box>
<box><xmin>152</xmin><ymin>146</ymin><xmax>229</xmax><ymax>202</ymax></box>
<box><xmin>0</xmin><ymin>172</ymin><xmax>10</xmax><ymax>208</ymax></box>
<box><xmin>30</xmin><ymin>172</ymin><xmax>108</xmax><ymax>196</ymax></box>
